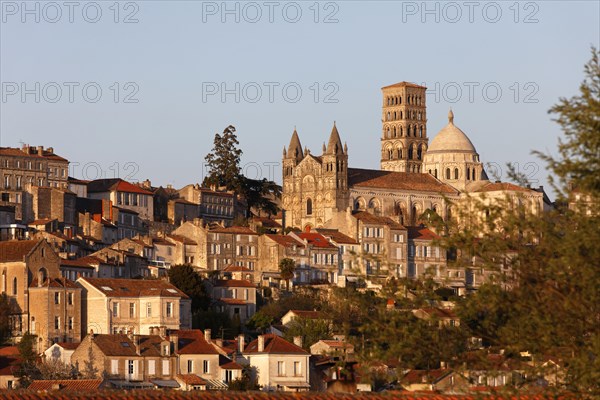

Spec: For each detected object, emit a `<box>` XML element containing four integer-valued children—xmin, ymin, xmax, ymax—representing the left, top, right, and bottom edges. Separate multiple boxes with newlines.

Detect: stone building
<box><xmin>87</xmin><ymin>179</ymin><xmax>154</xmax><ymax>221</ymax></box>
<box><xmin>0</xmin><ymin>145</ymin><xmax>69</xmax><ymax>220</ymax></box>
<box><xmin>178</xmin><ymin>184</ymin><xmax>236</xmax><ymax>224</ymax></box>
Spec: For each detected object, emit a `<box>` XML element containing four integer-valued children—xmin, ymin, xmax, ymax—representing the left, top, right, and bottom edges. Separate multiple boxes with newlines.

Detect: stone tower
<box><xmin>282</xmin><ymin>124</ymin><xmax>349</xmax><ymax>230</ymax></box>
<box><xmin>380</xmin><ymin>82</ymin><xmax>428</xmax><ymax>173</ymax></box>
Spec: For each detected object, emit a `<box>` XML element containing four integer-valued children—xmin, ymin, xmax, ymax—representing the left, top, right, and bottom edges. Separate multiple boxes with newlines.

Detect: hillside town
<box><xmin>0</xmin><ymin>71</ymin><xmax>597</xmax><ymax>398</ymax></box>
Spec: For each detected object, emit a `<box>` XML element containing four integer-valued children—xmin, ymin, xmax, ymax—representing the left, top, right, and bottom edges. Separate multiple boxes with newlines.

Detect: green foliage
<box><xmin>278</xmin><ymin>258</ymin><xmax>296</xmax><ymax>291</ymax></box>
<box><xmin>283</xmin><ymin>316</ymin><xmax>332</xmax><ymax>350</ymax></box>
<box><xmin>227</xmin><ymin>365</ymin><xmax>261</xmax><ymax>391</ymax></box>
<box><xmin>240</xmin><ymin>177</ymin><xmax>282</xmax><ymax>217</ymax></box>
<box><xmin>0</xmin><ymin>294</ymin><xmax>12</xmax><ymax>344</ymax></box>
<box><xmin>167</xmin><ymin>264</ymin><xmax>210</xmax><ymax>311</ymax></box>
<box><xmin>203</xmin><ymin>125</ymin><xmax>243</xmax><ymax>191</ymax></box>
<box><xmin>192</xmin><ymin>310</ymin><xmax>239</xmax><ymax>339</ymax></box>
<box><xmin>246</xmin><ymin>292</ymin><xmax>321</xmax><ymax>332</ymax></box>
<box><xmin>16</xmin><ymin>332</ymin><xmax>40</xmax><ymax>388</ymax></box>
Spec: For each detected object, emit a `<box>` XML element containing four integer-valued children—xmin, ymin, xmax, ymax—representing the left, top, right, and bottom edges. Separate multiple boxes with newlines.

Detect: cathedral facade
<box><xmin>281</xmin><ymin>81</ymin><xmax>545</xmax><ymax>232</ymax></box>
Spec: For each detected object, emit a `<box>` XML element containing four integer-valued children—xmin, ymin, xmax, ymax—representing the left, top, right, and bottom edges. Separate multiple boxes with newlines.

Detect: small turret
<box><xmin>286</xmin><ymin>129</ymin><xmax>304</xmax><ymax>161</ymax></box>
<box><xmin>326</xmin><ymin>122</ymin><xmax>344</xmax><ymax>154</ymax></box>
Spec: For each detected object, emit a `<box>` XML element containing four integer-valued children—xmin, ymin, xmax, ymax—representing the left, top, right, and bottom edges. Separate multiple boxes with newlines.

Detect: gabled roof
<box><xmin>167</xmin><ymin>234</ymin><xmax>196</xmax><ymax>245</ymax></box>
<box><xmin>475</xmin><ymin>181</ymin><xmax>534</xmax><ymax>193</ymax></box>
<box><xmin>0</xmin><ymin>240</ymin><xmax>40</xmax><ymax>262</ymax></box>
<box><xmin>402</xmin><ymin>368</ymin><xmax>453</xmax><ymax>384</ymax></box>
<box><xmin>352</xmin><ymin>211</ymin><xmax>405</xmax><ymax>230</ymax></box>
<box><xmin>90</xmin><ymin>334</ymin><xmax>164</xmax><ymax>357</ymax></box>
<box><xmin>79</xmin><ymin>277</ymin><xmax>188</xmax><ymax>298</ymax></box>
<box><xmin>295</xmin><ymin>232</ymin><xmax>337</xmax><ymax>249</ymax></box>
<box><xmin>244</xmin><ymin>334</ymin><xmax>308</xmax><ymax>355</ymax></box>
<box><xmin>172</xmin><ymin>330</ymin><xmax>219</xmax><ymax>355</ymax></box>
<box><xmin>408</xmin><ymin>226</ymin><xmax>439</xmax><ymax>241</ymax></box>
<box><xmin>264</xmin><ymin>234</ymin><xmax>304</xmax><ymax>248</ymax></box>
<box><xmin>28</xmin><ymin>379</ymin><xmax>103</xmax><ymax>391</ymax></box>
<box><xmin>348</xmin><ymin>168</ymin><xmax>457</xmax><ymax>194</ymax></box>
<box><xmin>0</xmin><ymin>346</ymin><xmax>20</xmax><ymax>376</ymax></box>
<box><xmin>315</xmin><ymin>229</ymin><xmax>358</xmax><ymax>245</ymax></box>
<box><xmin>0</xmin><ymin>146</ymin><xmax>68</xmax><ymax>162</ymax></box>
<box><xmin>177</xmin><ymin>374</ymin><xmax>207</xmax><ymax>385</ymax></box>
<box><xmin>213</xmin><ymin>279</ymin><xmax>255</xmax><ymax>288</ymax></box>
<box><xmin>252</xmin><ymin>216</ymin><xmax>282</xmax><ymax>228</ymax></box>
<box><xmin>382</xmin><ymin>81</ymin><xmax>427</xmax><ymax>90</ymax></box>
<box><xmin>29</xmin><ymin>277</ymin><xmax>79</xmax><ymax>289</ymax></box>
<box><xmin>87</xmin><ymin>178</ymin><xmax>153</xmax><ymax>195</ymax></box>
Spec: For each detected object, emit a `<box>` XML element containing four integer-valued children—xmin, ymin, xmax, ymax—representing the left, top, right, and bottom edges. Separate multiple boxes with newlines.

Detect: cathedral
<box><xmin>281</xmin><ymin>81</ymin><xmax>545</xmax><ymax>231</ymax></box>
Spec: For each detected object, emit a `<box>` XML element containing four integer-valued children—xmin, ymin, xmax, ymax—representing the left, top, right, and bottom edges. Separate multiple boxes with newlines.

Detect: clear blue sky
<box><xmin>1</xmin><ymin>1</ymin><xmax>598</xmax><ymax>196</ymax></box>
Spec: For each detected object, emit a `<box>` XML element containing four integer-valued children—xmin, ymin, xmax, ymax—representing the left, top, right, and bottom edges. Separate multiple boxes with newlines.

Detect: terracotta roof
<box><xmin>408</xmin><ymin>226</ymin><xmax>439</xmax><ymax>241</ymax></box>
<box><xmin>220</xmin><ymin>360</ymin><xmax>243</xmax><ymax>370</ymax></box>
<box><xmin>0</xmin><ymin>147</ymin><xmax>68</xmax><ymax>162</ymax></box>
<box><xmin>223</xmin><ymin>265</ymin><xmax>252</xmax><ymax>272</ymax></box>
<box><xmin>54</xmin><ymin>342</ymin><xmax>80</xmax><ymax>350</ymax></box>
<box><xmin>210</xmin><ymin>226</ymin><xmax>258</xmax><ymax>235</ymax></box>
<box><xmin>315</xmin><ymin>229</ymin><xmax>358</xmax><ymax>244</ymax></box>
<box><xmin>167</xmin><ymin>234</ymin><xmax>196</xmax><ymax>245</ymax></box>
<box><xmin>28</xmin><ymin>379</ymin><xmax>103</xmax><ymax>391</ymax></box>
<box><xmin>352</xmin><ymin>211</ymin><xmax>405</xmax><ymax>230</ymax></box>
<box><xmin>264</xmin><ymin>234</ymin><xmax>304</xmax><ymax>248</ymax></box>
<box><xmin>244</xmin><ymin>334</ymin><xmax>308</xmax><ymax>355</ymax></box>
<box><xmin>88</xmin><ymin>179</ymin><xmax>153</xmax><ymax>195</ymax></box>
<box><xmin>295</xmin><ymin>232</ymin><xmax>337</xmax><ymax>249</ymax></box>
<box><xmin>317</xmin><ymin>340</ymin><xmax>354</xmax><ymax>350</ymax></box>
<box><xmin>176</xmin><ymin>374</ymin><xmax>207</xmax><ymax>385</ymax></box>
<box><xmin>29</xmin><ymin>218</ymin><xmax>55</xmax><ymax>225</ymax></box>
<box><xmin>214</xmin><ymin>279</ymin><xmax>255</xmax><ymax>288</ymax></box>
<box><xmin>153</xmin><ymin>237</ymin><xmax>176</xmax><ymax>246</ymax></box>
<box><xmin>402</xmin><ymin>368</ymin><xmax>453</xmax><ymax>384</ymax></box>
<box><xmin>29</xmin><ymin>277</ymin><xmax>79</xmax><ymax>289</ymax></box>
<box><xmin>172</xmin><ymin>330</ymin><xmax>219</xmax><ymax>355</ymax></box>
<box><xmin>0</xmin><ymin>346</ymin><xmax>20</xmax><ymax>376</ymax></box>
<box><xmin>90</xmin><ymin>334</ymin><xmax>164</xmax><ymax>357</ymax></box>
<box><xmin>475</xmin><ymin>181</ymin><xmax>533</xmax><ymax>193</ymax></box>
<box><xmin>252</xmin><ymin>216</ymin><xmax>282</xmax><ymax>228</ymax></box>
<box><xmin>61</xmin><ymin>256</ymin><xmax>104</xmax><ymax>267</ymax></box>
<box><xmin>112</xmin><ymin>206</ymin><xmax>139</xmax><ymax>215</ymax></box>
<box><xmin>382</xmin><ymin>81</ymin><xmax>427</xmax><ymax>89</ymax></box>
<box><xmin>79</xmin><ymin>277</ymin><xmax>189</xmax><ymax>298</ymax></box>
<box><xmin>0</xmin><ymin>240</ymin><xmax>40</xmax><ymax>262</ymax></box>
<box><xmin>348</xmin><ymin>168</ymin><xmax>457</xmax><ymax>194</ymax></box>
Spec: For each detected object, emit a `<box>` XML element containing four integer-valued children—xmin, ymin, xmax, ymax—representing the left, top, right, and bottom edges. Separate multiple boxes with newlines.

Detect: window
<box><xmin>277</xmin><ymin>361</ymin><xmax>285</xmax><ymax>376</ymax></box>
<box><xmin>306</xmin><ymin>198</ymin><xmax>312</xmax><ymax>215</ymax></box>
<box><xmin>454</xmin><ymin>168</ymin><xmax>459</xmax><ymax>179</ymax></box>
<box><xmin>12</xmin><ymin>277</ymin><xmax>17</xmax><ymax>295</ymax></box>
<box><xmin>68</xmin><ymin>317</ymin><xmax>73</xmax><ymax>330</ymax></box>
<box><xmin>128</xmin><ymin>360</ymin><xmax>134</xmax><ymax>375</ymax></box>
<box><xmin>225</xmin><ymin>369</ymin><xmax>233</xmax><ymax>383</ymax></box>
<box><xmin>148</xmin><ymin>360</ymin><xmax>156</xmax><ymax>375</ymax></box>
<box><xmin>162</xmin><ymin>360</ymin><xmax>170</xmax><ymax>375</ymax></box>
<box><xmin>111</xmin><ymin>359</ymin><xmax>119</xmax><ymax>374</ymax></box>
<box><xmin>54</xmin><ymin>292</ymin><xmax>60</xmax><ymax>304</ymax></box>
<box><xmin>294</xmin><ymin>361</ymin><xmax>301</xmax><ymax>376</ymax></box>
<box><xmin>68</xmin><ymin>292</ymin><xmax>73</xmax><ymax>305</ymax></box>
<box><xmin>187</xmin><ymin>360</ymin><xmax>193</xmax><ymax>373</ymax></box>
<box><xmin>147</xmin><ymin>303</ymin><xmax>152</xmax><ymax>317</ymax></box>
<box><xmin>445</xmin><ymin>168</ymin><xmax>451</xmax><ymax>180</ymax></box>
<box><xmin>203</xmin><ymin>360</ymin><xmax>209</xmax><ymax>374</ymax></box>
<box><xmin>166</xmin><ymin>302</ymin><xmax>173</xmax><ymax>318</ymax></box>
<box><xmin>54</xmin><ymin>316</ymin><xmax>60</xmax><ymax>330</ymax></box>
<box><xmin>112</xmin><ymin>302</ymin><xmax>119</xmax><ymax>317</ymax></box>
<box><xmin>129</xmin><ymin>303</ymin><xmax>135</xmax><ymax>318</ymax></box>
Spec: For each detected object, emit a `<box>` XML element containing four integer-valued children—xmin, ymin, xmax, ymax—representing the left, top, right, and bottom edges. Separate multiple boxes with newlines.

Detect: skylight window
<box><xmin>167</xmin><ymin>289</ymin><xmax>177</xmax><ymax>293</ymax></box>
<box><xmin>101</xmin><ymin>286</ymin><xmax>113</xmax><ymax>291</ymax></box>
<box><xmin>120</xmin><ymin>342</ymin><xmax>130</xmax><ymax>347</ymax></box>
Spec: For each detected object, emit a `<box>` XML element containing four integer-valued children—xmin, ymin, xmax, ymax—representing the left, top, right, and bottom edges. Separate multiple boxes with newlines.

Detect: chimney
<box><xmin>216</xmin><ymin>338</ymin><xmax>223</xmax><ymax>348</ymax></box>
<box><xmin>293</xmin><ymin>336</ymin><xmax>303</xmax><ymax>348</ymax></box>
<box><xmin>204</xmin><ymin>329</ymin><xmax>211</xmax><ymax>343</ymax></box>
<box><xmin>134</xmin><ymin>335</ymin><xmax>141</xmax><ymax>355</ymax></box>
<box><xmin>127</xmin><ymin>329</ymin><xmax>133</xmax><ymax>341</ymax></box>
<box><xmin>238</xmin><ymin>334</ymin><xmax>245</xmax><ymax>353</ymax></box>
<box><xmin>170</xmin><ymin>333</ymin><xmax>179</xmax><ymax>353</ymax></box>
<box><xmin>159</xmin><ymin>326</ymin><xmax>167</xmax><ymax>338</ymax></box>
<box><xmin>257</xmin><ymin>335</ymin><xmax>264</xmax><ymax>352</ymax></box>
<box><xmin>47</xmin><ymin>147</ymin><xmax>54</xmax><ymax>154</ymax></box>
<box><xmin>440</xmin><ymin>361</ymin><xmax>447</xmax><ymax>369</ymax></box>
<box><xmin>38</xmin><ymin>146</ymin><xmax>44</xmax><ymax>156</ymax></box>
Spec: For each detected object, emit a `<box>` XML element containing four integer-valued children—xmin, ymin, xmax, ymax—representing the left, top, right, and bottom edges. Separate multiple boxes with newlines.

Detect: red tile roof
<box><xmin>223</xmin><ymin>265</ymin><xmax>252</xmax><ymax>272</ymax></box>
<box><xmin>315</xmin><ymin>229</ymin><xmax>358</xmax><ymax>244</ymax></box>
<box><xmin>172</xmin><ymin>330</ymin><xmax>219</xmax><ymax>355</ymax></box>
<box><xmin>264</xmin><ymin>234</ymin><xmax>304</xmax><ymax>248</ymax></box>
<box><xmin>220</xmin><ymin>360</ymin><xmax>243</xmax><ymax>370</ymax></box>
<box><xmin>0</xmin><ymin>240</ymin><xmax>40</xmax><ymax>262</ymax></box>
<box><xmin>352</xmin><ymin>211</ymin><xmax>405</xmax><ymax>230</ymax></box>
<box><xmin>402</xmin><ymin>368</ymin><xmax>453</xmax><ymax>384</ymax></box>
<box><xmin>167</xmin><ymin>234</ymin><xmax>196</xmax><ymax>245</ymax></box>
<box><xmin>252</xmin><ymin>217</ymin><xmax>282</xmax><ymax>228</ymax></box>
<box><xmin>88</xmin><ymin>179</ymin><xmax>153</xmax><ymax>195</ymax></box>
<box><xmin>60</xmin><ymin>256</ymin><xmax>104</xmax><ymax>267</ymax></box>
<box><xmin>348</xmin><ymin>168</ymin><xmax>457</xmax><ymax>194</ymax></box>
<box><xmin>408</xmin><ymin>226</ymin><xmax>440</xmax><ymax>241</ymax></box>
<box><xmin>295</xmin><ymin>232</ymin><xmax>337</xmax><ymax>249</ymax></box>
<box><xmin>382</xmin><ymin>81</ymin><xmax>427</xmax><ymax>89</ymax></box>
<box><xmin>475</xmin><ymin>181</ymin><xmax>533</xmax><ymax>193</ymax></box>
<box><xmin>0</xmin><ymin>147</ymin><xmax>68</xmax><ymax>162</ymax></box>
<box><xmin>54</xmin><ymin>342</ymin><xmax>80</xmax><ymax>350</ymax></box>
<box><xmin>176</xmin><ymin>374</ymin><xmax>207</xmax><ymax>385</ymax></box>
<box><xmin>0</xmin><ymin>346</ymin><xmax>20</xmax><ymax>376</ymax></box>
<box><xmin>244</xmin><ymin>334</ymin><xmax>308</xmax><ymax>355</ymax></box>
<box><xmin>79</xmin><ymin>277</ymin><xmax>189</xmax><ymax>298</ymax></box>
<box><xmin>91</xmin><ymin>334</ymin><xmax>164</xmax><ymax>357</ymax></box>
<box><xmin>29</xmin><ymin>277</ymin><xmax>79</xmax><ymax>289</ymax></box>
<box><xmin>28</xmin><ymin>379</ymin><xmax>103</xmax><ymax>391</ymax></box>
<box><xmin>214</xmin><ymin>279</ymin><xmax>255</xmax><ymax>288</ymax></box>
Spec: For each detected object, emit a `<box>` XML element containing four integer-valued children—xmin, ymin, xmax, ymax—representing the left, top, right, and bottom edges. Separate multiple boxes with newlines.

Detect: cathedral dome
<box><xmin>427</xmin><ymin>110</ymin><xmax>477</xmax><ymax>153</ymax></box>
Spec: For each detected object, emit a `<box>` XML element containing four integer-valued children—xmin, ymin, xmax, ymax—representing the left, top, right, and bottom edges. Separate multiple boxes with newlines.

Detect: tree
<box><xmin>0</xmin><ymin>294</ymin><xmax>12</xmax><ymax>344</ymax></box>
<box><xmin>167</xmin><ymin>264</ymin><xmax>210</xmax><ymax>311</ymax></box>
<box><xmin>38</xmin><ymin>358</ymin><xmax>76</xmax><ymax>380</ymax></box>
<box><xmin>239</xmin><ymin>177</ymin><xmax>282</xmax><ymax>217</ymax></box>
<box><xmin>278</xmin><ymin>258</ymin><xmax>296</xmax><ymax>291</ymax></box>
<box><xmin>227</xmin><ymin>365</ymin><xmax>261</xmax><ymax>391</ymax></box>
<box><xmin>283</xmin><ymin>316</ymin><xmax>332</xmax><ymax>350</ymax></box>
<box><xmin>203</xmin><ymin>125</ymin><xmax>243</xmax><ymax>191</ymax></box>
<box><xmin>15</xmin><ymin>332</ymin><xmax>40</xmax><ymax>388</ymax></box>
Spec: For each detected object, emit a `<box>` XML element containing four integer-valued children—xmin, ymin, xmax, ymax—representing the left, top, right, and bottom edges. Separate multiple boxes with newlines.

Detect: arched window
<box><xmin>400</xmin><ymin>111</ymin><xmax>403</xmax><ymax>120</ymax></box>
<box><xmin>408</xmin><ymin>146</ymin><xmax>414</xmax><ymax>160</ymax></box>
<box><xmin>388</xmin><ymin>149</ymin><xmax>393</xmax><ymax>160</ymax></box>
<box><xmin>466</xmin><ymin>168</ymin><xmax>471</xmax><ymax>180</ymax></box>
<box><xmin>393</xmin><ymin>112</ymin><xmax>397</xmax><ymax>120</ymax></box>
<box><xmin>411</xmin><ymin>206</ymin><xmax>418</xmax><ymax>225</ymax></box>
<box><xmin>434</xmin><ymin>169</ymin><xmax>438</xmax><ymax>178</ymax></box>
<box><xmin>399</xmin><ymin>126</ymin><xmax>403</xmax><ymax>137</ymax></box>
<box><xmin>13</xmin><ymin>277</ymin><xmax>17</xmax><ymax>295</ymax></box>
<box><xmin>393</xmin><ymin>126</ymin><xmax>397</xmax><ymax>137</ymax></box>
<box><xmin>419</xmin><ymin>126</ymin><xmax>423</xmax><ymax>137</ymax></box>
<box><xmin>397</xmin><ymin>148</ymin><xmax>403</xmax><ymax>159</ymax></box>
<box><xmin>417</xmin><ymin>146</ymin><xmax>423</xmax><ymax>160</ymax></box>
<box><xmin>446</xmin><ymin>168</ymin><xmax>451</xmax><ymax>180</ymax></box>
<box><xmin>454</xmin><ymin>168</ymin><xmax>459</xmax><ymax>179</ymax></box>
<box><xmin>306</xmin><ymin>198</ymin><xmax>312</xmax><ymax>215</ymax></box>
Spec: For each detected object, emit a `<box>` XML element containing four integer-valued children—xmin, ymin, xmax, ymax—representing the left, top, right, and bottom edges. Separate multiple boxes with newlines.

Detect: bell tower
<box><xmin>380</xmin><ymin>82</ymin><xmax>428</xmax><ymax>173</ymax></box>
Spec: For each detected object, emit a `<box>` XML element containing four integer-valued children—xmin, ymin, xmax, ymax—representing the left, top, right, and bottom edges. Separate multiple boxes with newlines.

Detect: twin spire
<box><xmin>284</xmin><ymin>122</ymin><xmax>346</xmax><ymax>161</ymax></box>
